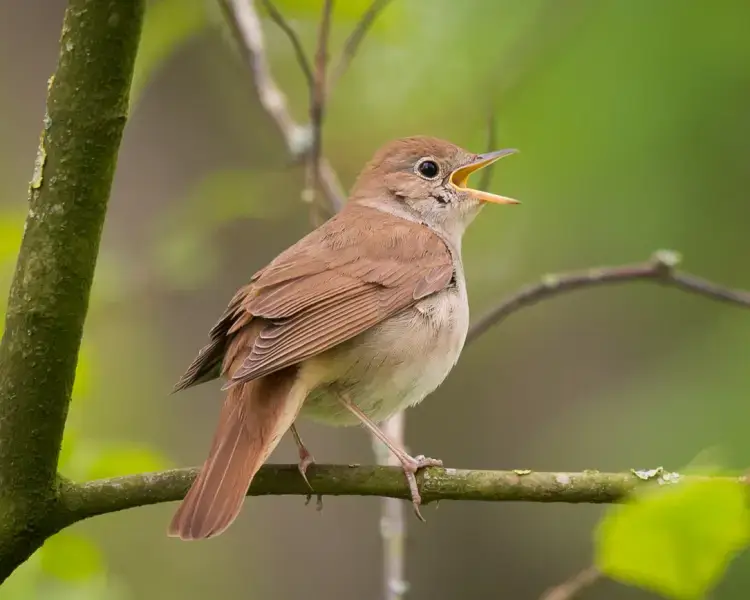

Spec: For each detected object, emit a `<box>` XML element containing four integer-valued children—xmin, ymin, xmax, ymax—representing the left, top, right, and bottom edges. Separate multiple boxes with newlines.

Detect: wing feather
<box><xmin>174</xmin><ymin>203</ymin><xmax>454</xmax><ymax>392</ymax></box>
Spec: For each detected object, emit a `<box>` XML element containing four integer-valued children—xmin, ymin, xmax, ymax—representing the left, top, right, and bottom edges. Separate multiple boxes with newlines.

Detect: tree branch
<box><xmin>219</xmin><ymin>0</ymin><xmax>347</xmax><ymax>213</ymax></box>
<box><xmin>32</xmin><ymin>233</ymin><xmax>750</xmax><ymax>550</ymax></box>
<box><xmin>219</xmin><ymin>4</ymin><xmax>401</xmax><ymax>599</ymax></box>
<box><xmin>0</xmin><ymin>0</ymin><xmax>145</xmax><ymax>580</ymax></box>
<box><xmin>467</xmin><ymin>250</ymin><xmax>750</xmax><ymax>345</ymax></box>
<box><xmin>259</xmin><ymin>0</ymin><xmax>314</xmax><ymax>90</ymax></box>
<box><xmin>329</xmin><ymin>0</ymin><xmax>395</xmax><ymax>91</ymax></box>
<box><xmin>373</xmin><ymin>413</ymin><xmax>409</xmax><ymax>600</ymax></box>
<box><xmin>304</xmin><ymin>0</ymin><xmax>335</xmax><ymax>214</ymax></box>
<box><xmin>57</xmin><ymin>466</ymin><xmax>743</xmax><ymax>525</ymax></box>
<box><xmin>540</xmin><ymin>566</ymin><xmax>601</xmax><ymax>600</ymax></box>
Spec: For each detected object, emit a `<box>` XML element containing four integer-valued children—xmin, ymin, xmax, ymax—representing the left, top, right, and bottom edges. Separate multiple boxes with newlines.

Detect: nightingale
<box><xmin>168</xmin><ymin>136</ymin><xmax>518</xmax><ymax>540</ymax></box>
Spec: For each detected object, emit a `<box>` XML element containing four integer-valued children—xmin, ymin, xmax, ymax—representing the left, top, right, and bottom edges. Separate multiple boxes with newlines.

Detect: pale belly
<box><xmin>298</xmin><ymin>287</ymin><xmax>469</xmax><ymax>426</ymax></box>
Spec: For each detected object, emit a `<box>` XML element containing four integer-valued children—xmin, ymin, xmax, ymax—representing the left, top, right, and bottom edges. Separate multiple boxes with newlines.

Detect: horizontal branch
<box><xmin>56</xmin><ymin>465</ymin><xmax>741</xmax><ymax>525</ymax></box>
<box><xmin>50</xmin><ymin>250</ymin><xmax>749</xmax><ymax>531</ymax></box>
<box><xmin>467</xmin><ymin>250</ymin><xmax>750</xmax><ymax>344</ymax></box>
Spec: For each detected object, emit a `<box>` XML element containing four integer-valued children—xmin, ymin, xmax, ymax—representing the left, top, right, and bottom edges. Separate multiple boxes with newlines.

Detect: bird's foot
<box><xmin>304</xmin><ymin>493</ymin><xmax>324</xmax><ymax>511</ymax></box>
<box><xmin>297</xmin><ymin>446</ymin><xmax>324</xmax><ymax>511</ymax></box>
<box><xmin>400</xmin><ymin>454</ymin><xmax>443</xmax><ymax>522</ymax></box>
<box><xmin>297</xmin><ymin>445</ymin><xmax>316</xmax><ymax>493</ymax></box>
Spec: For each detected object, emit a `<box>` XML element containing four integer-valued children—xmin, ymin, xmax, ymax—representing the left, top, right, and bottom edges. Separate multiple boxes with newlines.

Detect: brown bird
<box><xmin>168</xmin><ymin>136</ymin><xmax>518</xmax><ymax>540</ymax></box>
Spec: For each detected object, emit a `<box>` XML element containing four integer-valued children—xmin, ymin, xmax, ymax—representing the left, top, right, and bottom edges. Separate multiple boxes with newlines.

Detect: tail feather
<box><xmin>168</xmin><ymin>367</ymin><xmax>302</xmax><ymax>540</ymax></box>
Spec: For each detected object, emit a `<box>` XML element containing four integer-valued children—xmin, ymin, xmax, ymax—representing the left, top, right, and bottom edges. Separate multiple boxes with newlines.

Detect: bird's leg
<box><xmin>335</xmin><ymin>394</ymin><xmax>442</xmax><ymax>522</ymax></box>
<box><xmin>290</xmin><ymin>423</ymin><xmax>323</xmax><ymax>511</ymax></box>
<box><xmin>290</xmin><ymin>423</ymin><xmax>315</xmax><ymax>489</ymax></box>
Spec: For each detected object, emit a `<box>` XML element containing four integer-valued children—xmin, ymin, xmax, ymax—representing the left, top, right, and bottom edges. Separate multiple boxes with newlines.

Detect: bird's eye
<box><xmin>417</xmin><ymin>159</ymin><xmax>440</xmax><ymax>179</ymax></box>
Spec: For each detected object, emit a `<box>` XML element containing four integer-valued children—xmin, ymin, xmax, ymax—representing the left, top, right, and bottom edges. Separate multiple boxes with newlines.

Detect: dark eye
<box><xmin>417</xmin><ymin>159</ymin><xmax>439</xmax><ymax>179</ymax></box>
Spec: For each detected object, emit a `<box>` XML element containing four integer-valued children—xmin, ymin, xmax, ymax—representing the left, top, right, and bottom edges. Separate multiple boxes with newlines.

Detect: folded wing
<box><xmin>173</xmin><ymin>203</ymin><xmax>454</xmax><ymax>391</ymax></box>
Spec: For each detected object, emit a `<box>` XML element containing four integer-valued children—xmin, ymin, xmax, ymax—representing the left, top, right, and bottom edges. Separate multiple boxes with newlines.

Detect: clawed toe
<box><xmin>304</xmin><ymin>493</ymin><xmax>324</xmax><ymax>511</ymax></box>
<box><xmin>298</xmin><ymin>454</ymin><xmax>323</xmax><ymax>510</ymax></box>
<box><xmin>298</xmin><ymin>453</ymin><xmax>316</xmax><ymax>493</ymax></box>
<box><xmin>399</xmin><ymin>454</ymin><xmax>442</xmax><ymax>522</ymax></box>
<box><xmin>412</xmin><ymin>455</ymin><xmax>443</xmax><ymax>470</ymax></box>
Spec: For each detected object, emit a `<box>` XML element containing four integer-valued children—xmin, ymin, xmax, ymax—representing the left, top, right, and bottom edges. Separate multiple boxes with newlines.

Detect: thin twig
<box><xmin>221</xmin><ymin>3</ymin><xmax>399</xmax><ymax>598</ymax></box>
<box><xmin>329</xmin><ymin>0</ymin><xmax>394</xmax><ymax>91</ymax></box>
<box><xmin>303</xmin><ymin>0</ymin><xmax>335</xmax><ymax>215</ymax></box>
<box><xmin>219</xmin><ymin>0</ymin><xmax>301</xmax><ymax>153</ymax></box>
<box><xmin>540</xmin><ymin>566</ymin><xmax>601</xmax><ymax>600</ymax></box>
<box><xmin>373</xmin><ymin>415</ymin><xmax>408</xmax><ymax>600</ymax></box>
<box><xmin>219</xmin><ymin>0</ymin><xmax>346</xmax><ymax>211</ymax></box>
<box><xmin>467</xmin><ymin>250</ymin><xmax>750</xmax><ymax>345</ymax></box>
<box><xmin>327</xmin><ymin>2</ymin><xmax>406</xmax><ymax>597</ymax></box>
<box><xmin>259</xmin><ymin>0</ymin><xmax>314</xmax><ymax>90</ymax></box>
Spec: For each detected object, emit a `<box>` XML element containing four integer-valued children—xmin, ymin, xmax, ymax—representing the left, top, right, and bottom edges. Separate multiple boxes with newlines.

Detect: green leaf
<box><xmin>40</xmin><ymin>532</ymin><xmax>104</xmax><ymax>582</ymax></box>
<box><xmin>131</xmin><ymin>0</ymin><xmax>210</xmax><ymax>106</ymax></box>
<box><xmin>86</xmin><ymin>444</ymin><xmax>170</xmax><ymax>479</ymax></box>
<box><xmin>595</xmin><ymin>478</ymin><xmax>750</xmax><ymax>600</ymax></box>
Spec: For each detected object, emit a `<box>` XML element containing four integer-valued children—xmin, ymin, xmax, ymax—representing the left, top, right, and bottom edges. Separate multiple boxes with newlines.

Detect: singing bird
<box><xmin>169</xmin><ymin>136</ymin><xmax>518</xmax><ymax>540</ymax></box>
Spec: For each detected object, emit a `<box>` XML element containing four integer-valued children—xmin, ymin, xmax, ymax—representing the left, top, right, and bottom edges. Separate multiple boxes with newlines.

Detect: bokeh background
<box><xmin>2</xmin><ymin>0</ymin><xmax>750</xmax><ymax>598</ymax></box>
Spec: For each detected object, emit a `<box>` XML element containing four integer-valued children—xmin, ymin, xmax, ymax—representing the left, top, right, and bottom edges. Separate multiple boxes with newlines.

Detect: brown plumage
<box><xmin>168</xmin><ymin>366</ymin><xmax>299</xmax><ymax>540</ymax></box>
<box><xmin>168</xmin><ymin>136</ymin><xmax>518</xmax><ymax>539</ymax></box>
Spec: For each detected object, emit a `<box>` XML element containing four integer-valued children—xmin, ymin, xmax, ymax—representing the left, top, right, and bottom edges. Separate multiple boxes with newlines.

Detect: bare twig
<box><xmin>330</xmin><ymin>3</ymin><xmax>407</xmax><ymax>597</ymax></box>
<box><xmin>221</xmin><ymin>3</ymin><xmax>400</xmax><ymax>598</ymax></box>
<box><xmin>467</xmin><ymin>250</ymin><xmax>750</xmax><ymax>345</ymax></box>
<box><xmin>373</xmin><ymin>415</ymin><xmax>408</xmax><ymax>600</ymax></box>
<box><xmin>541</xmin><ymin>566</ymin><xmax>601</xmax><ymax>600</ymax></box>
<box><xmin>329</xmin><ymin>0</ymin><xmax>395</xmax><ymax>90</ymax></box>
<box><xmin>259</xmin><ymin>0</ymin><xmax>314</xmax><ymax>90</ymax></box>
<box><xmin>330</xmin><ymin>2</ymin><xmax>407</xmax><ymax>596</ymax></box>
<box><xmin>219</xmin><ymin>0</ymin><xmax>346</xmax><ymax>211</ymax></box>
<box><xmin>303</xmin><ymin>0</ymin><xmax>335</xmax><ymax>213</ymax></box>
<box><xmin>219</xmin><ymin>0</ymin><xmax>302</xmax><ymax>153</ymax></box>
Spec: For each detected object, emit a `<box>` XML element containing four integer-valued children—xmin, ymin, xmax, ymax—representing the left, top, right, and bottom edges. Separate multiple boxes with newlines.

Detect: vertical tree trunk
<box><xmin>0</xmin><ymin>0</ymin><xmax>145</xmax><ymax>581</ymax></box>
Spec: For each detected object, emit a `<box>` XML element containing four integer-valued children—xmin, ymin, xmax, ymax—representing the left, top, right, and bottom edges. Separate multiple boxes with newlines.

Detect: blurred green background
<box><xmin>2</xmin><ymin>0</ymin><xmax>750</xmax><ymax>598</ymax></box>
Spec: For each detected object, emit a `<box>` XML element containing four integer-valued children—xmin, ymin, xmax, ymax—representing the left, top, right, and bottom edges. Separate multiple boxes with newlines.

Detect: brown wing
<box><xmin>173</xmin><ymin>203</ymin><xmax>454</xmax><ymax>392</ymax></box>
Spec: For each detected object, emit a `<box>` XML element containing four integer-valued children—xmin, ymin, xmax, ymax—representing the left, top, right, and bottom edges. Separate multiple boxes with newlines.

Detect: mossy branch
<box><xmin>0</xmin><ymin>0</ymin><xmax>145</xmax><ymax>582</ymax></box>
<box><xmin>55</xmin><ymin>465</ymin><xmax>742</xmax><ymax>525</ymax></box>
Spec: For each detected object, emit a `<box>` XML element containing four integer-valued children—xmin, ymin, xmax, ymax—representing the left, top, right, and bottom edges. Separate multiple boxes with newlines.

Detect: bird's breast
<box><xmin>299</xmin><ymin>283</ymin><xmax>470</xmax><ymax>426</ymax></box>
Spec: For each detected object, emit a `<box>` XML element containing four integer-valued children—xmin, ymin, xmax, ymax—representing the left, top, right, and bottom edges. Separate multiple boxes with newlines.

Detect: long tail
<box><xmin>168</xmin><ymin>368</ymin><xmax>301</xmax><ymax>540</ymax></box>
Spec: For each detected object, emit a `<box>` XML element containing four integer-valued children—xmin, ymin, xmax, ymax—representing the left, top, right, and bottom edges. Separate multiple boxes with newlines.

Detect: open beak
<box><xmin>449</xmin><ymin>148</ymin><xmax>519</xmax><ymax>204</ymax></box>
